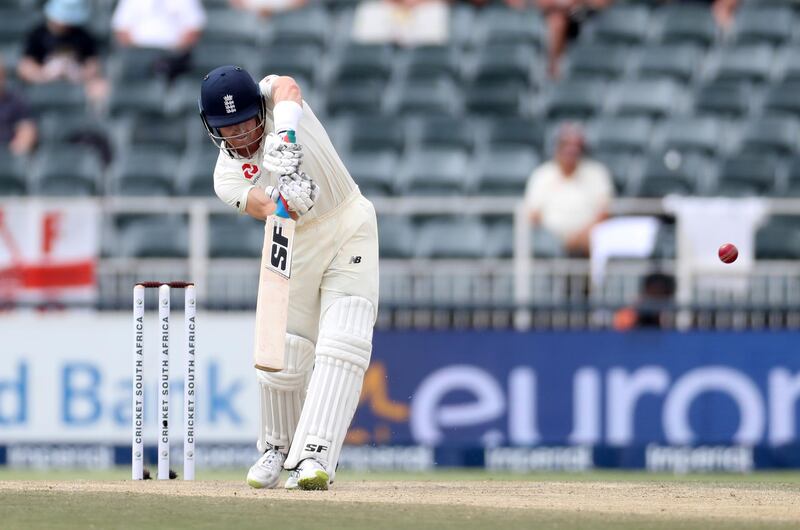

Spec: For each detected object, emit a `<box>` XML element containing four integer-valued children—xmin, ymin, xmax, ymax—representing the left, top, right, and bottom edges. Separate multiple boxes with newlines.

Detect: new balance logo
<box><xmin>349</xmin><ymin>256</ymin><xmax>362</xmax><ymax>264</ymax></box>
<box><xmin>223</xmin><ymin>94</ymin><xmax>236</xmax><ymax>114</ymax></box>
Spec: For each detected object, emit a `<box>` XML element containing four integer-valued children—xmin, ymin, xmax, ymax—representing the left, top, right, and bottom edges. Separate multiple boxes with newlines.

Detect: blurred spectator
<box><xmin>710</xmin><ymin>0</ymin><xmax>738</xmax><ymax>32</ymax></box>
<box><xmin>525</xmin><ymin>123</ymin><xmax>613</xmax><ymax>257</ymax></box>
<box><xmin>665</xmin><ymin>0</ymin><xmax>739</xmax><ymax>32</ymax></box>
<box><xmin>0</xmin><ymin>57</ymin><xmax>37</xmax><ymax>156</ymax></box>
<box><xmin>535</xmin><ymin>0</ymin><xmax>613</xmax><ymax>79</ymax></box>
<box><xmin>112</xmin><ymin>0</ymin><xmax>206</xmax><ymax>82</ymax></box>
<box><xmin>229</xmin><ymin>0</ymin><xmax>307</xmax><ymax>18</ymax></box>
<box><xmin>613</xmin><ymin>272</ymin><xmax>676</xmax><ymax>330</ymax></box>
<box><xmin>352</xmin><ymin>0</ymin><xmax>449</xmax><ymax>46</ymax></box>
<box><xmin>17</xmin><ymin>0</ymin><xmax>108</xmax><ymax>108</ymax></box>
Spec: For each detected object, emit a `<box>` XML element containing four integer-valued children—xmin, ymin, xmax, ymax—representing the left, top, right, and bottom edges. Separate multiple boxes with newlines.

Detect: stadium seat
<box><xmin>762</xmin><ymin>82</ymin><xmax>800</xmax><ymax>118</ymax></box>
<box><xmin>393</xmin><ymin>78</ymin><xmax>460</xmax><ymax>116</ymax></box>
<box><xmin>657</xmin><ymin>116</ymin><xmax>723</xmax><ymax>157</ymax></box>
<box><xmin>125</xmin><ymin>114</ymin><xmax>188</xmax><ymax>152</ymax></box>
<box><xmin>590</xmin><ymin>4</ymin><xmax>650</xmax><ymax>45</ymax></box>
<box><xmin>415</xmin><ymin>116</ymin><xmax>475</xmax><ymax>151</ymax></box>
<box><xmin>405</xmin><ymin>46</ymin><xmax>461</xmax><ymax>82</ymax></box>
<box><xmin>209</xmin><ymin>215</ymin><xmax>263</xmax><ymax>258</ymax></box>
<box><xmin>475</xmin><ymin>147</ymin><xmax>538</xmax><ymax>195</ymax></box>
<box><xmin>344</xmin><ymin>151</ymin><xmax>398</xmax><ymax>196</ymax></box>
<box><xmin>108</xmin><ymin>79</ymin><xmax>167</xmax><ymax>117</ymax></box>
<box><xmin>39</xmin><ymin>113</ymin><xmax>109</xmax><ymax>144</ymax></box>
<box><xmin>166</xmin><ymin>78</ymin><xmax>202</xmax><ymax>118</ymax></box>
<box><xmin>488</xmin><ymin>117</ymin><xmax>545</xmax><ymax>151</ymax></box>
<box><xmin>545</xmin><ymin>80</ymin><xmax>607</xmax><ymax>121</ymax></box>
<box><xmin>415</xmin><ymin>217</ymin><xmax>488</xmax><ymax>259</ymax></box>
<box><xmin>346</xmin><ymin>115</ymin><xmax>407</xmax><ymax>154</ymax></box>
<box><xmin>265</xmin><ymin>7</ymin><xmax>329</xmax><ymax>48</ymax></box>
<box><xmin>591</xmin><ymin>116</ymin><xmax>653</xmax><ymax>155</ymax></box>
<box><xmin>635</xmin><ymin>152</ymin><xmax>709</xmax><ymax>197</ymax></box>
<box><xmin>714</xmin><ymin>153</ymin><xmax>780</xmax><ymax>196</ymax></box>
<box><xmin>333</xmin><ymin>44</ymin><xmax>394</xmax><ymax>84</ymax></box>
<box><xmin>473</xmin><ymin>7</ymin><xmax>544</xmax><ymax>49</ymax></box>
<box><xmin>109</xmin><ymin>47</ymin><xmax>170</xmax><ymax>82</ymax></box>
<box><xmin>188</xmin><ymin>45</ymin><xmax>259</xmax><ymax>80</ymax></box>
<box><xmin>567</xmin><ymin>44</ymin><xmax>629</xmax><ymax>80</ymax></box>
<box><xmin>485</xmin><ymin>221</ymin><xmax>565</xmax><ymax>259</ymax></box>
<box><xmin>378</xmin><ymin>215</ymin><xmax>416</xmax><ymax>258</ymax></box>
<box><xmin>400</xmin><ymin>148</ymin><xmax>471</xmax><ymax>195</ymax></box>
<box><xmin>33</xmin><ymin>146</ymin><xmax>103</xmax><ymax>196</ymax></box>
<box><xmin>0</xmin><ymin>151</ymin><xmax>25</xmax><ymax>195</ymax></box>
<box><xmin>784</xmin><ymin>157</ymin><xmax>800</xmax><ymax>195</ymax></box>
<box><xmin>635</xmin><ymin>43</ymin><xmax>702</xmax><ymax>83</ymax></box>
<box><xmin>739</xmin><ymin>116</ymin><xmax>800</xmax><ymax>156</ymax></box>
<box><xmin>327</xmin><ymin>80</ymin><xmax>385</xmax><ymax>116</ymax></box>
<box><xmin>0</xmin><ymin>9</ymin><xmax>38</xmax><ymax>46</ymax></box>
<box><xmin>593</xmin><ymin>151</ymin><xmax>637</xmax><ymax>195</ymax></box>
<box><xmin>464</xmin><ymin>82</ymin><xmax>526</xmax><ymax>116</ymax></box>
<box><xmin>473</xmin><ymin>44</ymin><xmax>537</xmax><ymax>87</ymax></box>
<box><xmin>756</xmin><ymin>216</ymin><xmax>800</xmax><ymax>259</ymax></box>
<box><xmin>112</xmin><ymin>149</ymin><xmax>180</xmax><ymax>197</ymax></box>
<box><xmin>26</xmin><ymin>82</ymin><xmax>86</xmax><ymax>116</ymax></box>
<box><xmin>610</xmin><ymin>80</ymin><xmax>680</xmax><ymax>118</ymax></box>
<box><xmin>780</xmin><ymin>48</ymin><xmax>800</xmax><ymax>82</ymax></box>
<box><xmin>693</xmin><ymin>81</ymin><xmax>752</xmax><ymax>118</ymax></box>
<box><xmin>734</xmin><ymin>6</ymin><xmax>793</xmax><ymax>45</ymax></box>
<box><xmin>180</xmin><ymin>151</ymin><xmax>220</xmax><ymax>196</ymax></box>
<box><xmin>202</xmin><ymin>9</ymin><xmax>261</xmax><ymax>47</ymax></box>
<box><xmin>117</xmin><ymin>216</ymin><xmax>189</xmax><ymax>258</ymax></box>
<box><xmin>659</xmin><ymin>4</ymin><xmax>717</xmax><ymax>47</ymax></box>
<box><xmin>258</xmin><ymin>44</ymin><xmax>320</xmax><ymax>86</ymax></box>
<box><xmin>712</xmin><ymin>44</ymin><xmax>773</xmax><ymax>83</ymax></box>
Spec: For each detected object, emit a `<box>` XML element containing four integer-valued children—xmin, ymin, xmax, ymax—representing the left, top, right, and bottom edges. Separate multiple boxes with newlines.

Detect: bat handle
<box><xmin>275</xmin><ymin>195</ymin><xmax>291</xmax><ymax>219</ymax></box>
<box><xmin>274</xmin><ymin>128</ymin><xmax>296</xmax><ymax>220</ymax></box>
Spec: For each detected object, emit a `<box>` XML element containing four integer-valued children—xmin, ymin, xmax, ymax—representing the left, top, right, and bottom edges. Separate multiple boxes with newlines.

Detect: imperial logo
<box><xmin>223</xmin><ymin>94</ymin><xmax>236</xmax><ymax>114</ymax></box>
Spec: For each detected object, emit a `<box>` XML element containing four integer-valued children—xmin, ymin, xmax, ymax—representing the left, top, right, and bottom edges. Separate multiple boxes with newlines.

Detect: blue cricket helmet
<box><xmin>199</xmin><ymin>65</ymin><xmax>266</xmax><ymax>158</ymax></box>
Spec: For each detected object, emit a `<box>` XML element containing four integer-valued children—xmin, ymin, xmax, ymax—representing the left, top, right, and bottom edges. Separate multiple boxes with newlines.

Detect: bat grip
<box><xmin>275</xmin><ymin>194</ymin><xmax>291</xmax><ymax>219</ymax></box>
<box><xmin>274</xmin><ymin>128</ymin><xmax>296</xmax><ymax>219</ymax></box>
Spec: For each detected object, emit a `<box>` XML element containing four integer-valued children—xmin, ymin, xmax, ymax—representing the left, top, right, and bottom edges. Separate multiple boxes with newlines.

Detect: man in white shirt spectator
<box><xmin>351</xmin><ymin>0</ymin><xmax>449</xmax><ymax>47</ymax></box>
<box><xmin>112</xmin><ymin>0</ymin><xmax>206</xmax><ymax>81</ymax></box>
<box><xmin>525</xmin><ymin>123</ymin><xmax>613</xmax><ymax>257</ymax></box>
<box><xmin>229</xmin><ymin>0</ymin><xmax>308</xmax><ymax>18</ymax></box>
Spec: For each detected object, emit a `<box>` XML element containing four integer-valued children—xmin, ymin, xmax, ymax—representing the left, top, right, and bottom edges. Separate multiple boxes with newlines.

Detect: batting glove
<box><xmin>262</xmin><ymin>133</ymin><xmax>303</xmax><ymax>176</ymax></box>
<box><xmin>277</xmin><ymin>171</ymin><xmax>320</xmax><ymax>216</ymax></box>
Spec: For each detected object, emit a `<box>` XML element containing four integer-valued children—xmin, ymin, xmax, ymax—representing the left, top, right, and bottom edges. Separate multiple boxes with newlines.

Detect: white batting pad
<box><xmin>284</xmin><ymin>296</ymin><xmax>375</xmax><ymax>476</ymax></box>
<box><xmin>257</xmin><ymin>334</ymin><xmax>315</xmax><ymax>452</ymax></box>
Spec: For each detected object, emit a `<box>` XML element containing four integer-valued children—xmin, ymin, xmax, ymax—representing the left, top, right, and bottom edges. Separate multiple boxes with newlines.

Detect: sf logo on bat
<box><xmin>267</xmin><ymin>218</ymin><xmax>293</xmax><ymax>279</ymax></box>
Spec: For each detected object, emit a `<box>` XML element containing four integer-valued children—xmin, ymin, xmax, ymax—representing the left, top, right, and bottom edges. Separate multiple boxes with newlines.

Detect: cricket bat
<box><xmin>253</xmin><ymin>131</ymin><xmax>297</xmax><ymax>372</ymax></box>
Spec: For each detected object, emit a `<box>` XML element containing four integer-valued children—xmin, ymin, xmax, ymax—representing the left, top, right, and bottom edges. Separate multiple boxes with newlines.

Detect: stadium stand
<box><xmin>3</xmin><ymin>0</ymin><xmax>800</xmax><ymax>327</ymax></box>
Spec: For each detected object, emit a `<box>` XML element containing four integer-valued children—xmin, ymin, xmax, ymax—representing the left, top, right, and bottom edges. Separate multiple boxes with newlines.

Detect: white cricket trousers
<box><xmin>286</xmin><ymin>189</ymin><xmax>379</xmax><ymax>342</ymax></box>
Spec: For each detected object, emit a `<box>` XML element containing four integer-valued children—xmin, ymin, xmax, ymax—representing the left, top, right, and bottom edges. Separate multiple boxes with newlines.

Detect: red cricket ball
<box><xmin>718</xmin><ymin>243</ymin><xmax>738</xmax><ymax>264</ymax></box>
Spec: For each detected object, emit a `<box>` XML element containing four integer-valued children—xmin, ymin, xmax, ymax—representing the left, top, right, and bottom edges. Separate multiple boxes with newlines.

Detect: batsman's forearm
<box><xmin>245</xmin><ymin>187</ymin><xmax>278</xmax><ymax>221</ymax></box>
<box><xmin>271</xmin><ymin>76</ymin><xmax>302</xmax><ymax>105</ymax></box>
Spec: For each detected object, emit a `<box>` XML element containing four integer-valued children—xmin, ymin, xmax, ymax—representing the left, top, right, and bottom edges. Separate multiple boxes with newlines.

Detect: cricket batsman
<box><xmin>198</xmin><ymin>65</ymin><xmax>379</xmax><ymax>490</ymax></box>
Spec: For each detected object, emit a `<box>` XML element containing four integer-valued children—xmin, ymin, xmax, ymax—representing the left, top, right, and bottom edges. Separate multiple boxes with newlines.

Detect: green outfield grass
<box><xmin>2</xmin><ymin>469</ymin><xmax>799</xmax><ymax>530</ymax></box>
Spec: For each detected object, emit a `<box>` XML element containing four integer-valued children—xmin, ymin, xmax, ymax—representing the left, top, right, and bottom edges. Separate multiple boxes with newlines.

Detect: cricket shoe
<box><xmin>246</xmin><ymin>444</ymin><xmax>286</xmax><ymax>489</ymax></box>
<box><xmin>284</xmin><ymin>469</ymin><xmax>299</xmax><ymax>490</ymax></box>
<box><xmin>296</xmin><ymin>458</ymin><xmax>329</xmax><ymax>491</ymax></box>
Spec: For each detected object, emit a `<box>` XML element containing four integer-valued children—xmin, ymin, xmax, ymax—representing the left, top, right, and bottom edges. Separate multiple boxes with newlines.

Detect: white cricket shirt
<box><xmin>212</xmin><ymin>75</ymin><xmax>358</xmax><ymax>224</ymax></box>
<box><xmin>524</xmin><ymin>159</ymin><xmax>614</xmax><ymax>241</ymax></box>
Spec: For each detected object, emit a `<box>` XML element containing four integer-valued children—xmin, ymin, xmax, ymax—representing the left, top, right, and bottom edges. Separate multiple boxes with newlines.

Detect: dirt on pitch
<box><xmin>2</xmin><ymin>479</ymin><xmax>799</xmax><ymax>525</ymax></box>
